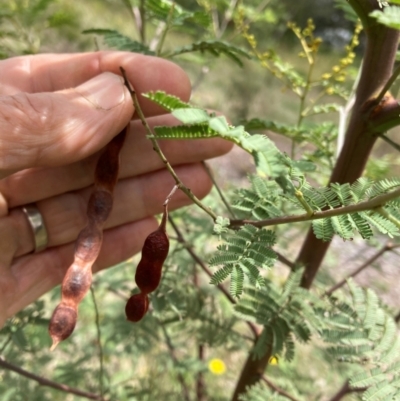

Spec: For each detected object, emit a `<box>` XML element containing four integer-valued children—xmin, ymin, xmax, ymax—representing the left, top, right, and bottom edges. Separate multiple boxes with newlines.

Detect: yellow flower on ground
<box><xmin>208</xmin><ymin>358</ymin><xmax>226</xmax><ymax>375</ymax></box>
<box><xmin>269</xmin><ymin>355</ymin><xmax>279</xmax><ymax>365</ymax></box>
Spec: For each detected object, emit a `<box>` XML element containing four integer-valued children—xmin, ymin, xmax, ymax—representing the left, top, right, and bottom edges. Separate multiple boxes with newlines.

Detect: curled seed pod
<box><xmin>125</xmin><ymin>293</ymin><xmax>149</xmax><ymax>322</ymax></box>
<box><xmin>135</xmin><ymin>204</ymin><xmax>169</xmax><ymax>295</ymax></box>
<box><xmin>49</xmin><ymin>126</ymin><xmax>128</xmax><ymax>349</ymax></box>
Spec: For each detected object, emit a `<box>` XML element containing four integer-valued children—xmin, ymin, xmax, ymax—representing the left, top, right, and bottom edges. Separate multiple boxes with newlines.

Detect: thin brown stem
<box><xmin>230</xmin><ymin>187</ymin><xmax>400</xmax><ymax>229</ymax></box>
<box><xmin>168</xmin><ymin>216</ymin><xmax>260</xmax><ymax>339</ymax></box>
<box><xmin>326</xmin><ymin>242</ymin><xmax>400</xmax><ymax>295</ymax></box>
<box><xmin>375</xmin><ymin>62</ymin><xmax>400</xmax><ymax>105</ymax></box>
<box><xmin>120</xmin><ymin>67</ymin><xmax>218</xmax><ymax>222</ymax></box>
<box><xmin>261</xmin><ymin>376</ymin><xmax>301</xmax><ymax>401</ymax></box>
<box><xmin>202</xmin><ymin>161</ymin><xmax>236</xmax><ymax>218</ymax></box>
<box><xmin>378</xmin><ymin>132</ymin><xmax>400</xmax><ymax>152</ymax></box>
<box><xmin>275</xmin><ymin>251</ymin><xmax>296</xmax><ymax>270</ymax></box>
<box><xmin>327</xmin><ymin>381</ymin><xmax>365</xmax><ymax>401</ymax></box>
<box><xmin>160</xmin><ymin>324</ymin><xmax>191</xmax><ymax>401</ymax></box>
<box><xmin>90</xmin><ymin>286</ymin><xmax>105</xmax><ymax>399</ymax></box>
<box><xmin>0</xmin><ymin>357</ymin><xmax>105</xmax><ymax>400</ymax></box>
<box><xmin>196</xmin><ymin>344</ymin><xmax>206</xmax><ymax>401</ymax></box>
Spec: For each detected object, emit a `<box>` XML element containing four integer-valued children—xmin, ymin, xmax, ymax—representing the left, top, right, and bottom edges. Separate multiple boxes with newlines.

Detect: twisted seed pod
<box><xmin>125</xmin><ymin>204</ymin><xmax>169</xmax><ymax>322</ymax></box>
<box><xmin>49</xmin><ymin>126</ymin><xmax>128</xmax><ymax>350</ymax></box>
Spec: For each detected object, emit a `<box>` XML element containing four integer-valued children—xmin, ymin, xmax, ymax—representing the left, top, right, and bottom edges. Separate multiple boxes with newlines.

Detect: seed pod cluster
<box><xmin>125</xmin><ymin>204</ymin><xmax>169</xmax><ymax>322</ymax></box>
<box><xmin>48</xmin><ymin>126</ymin><xmax>128</xmax><ymax>350</ymax></box>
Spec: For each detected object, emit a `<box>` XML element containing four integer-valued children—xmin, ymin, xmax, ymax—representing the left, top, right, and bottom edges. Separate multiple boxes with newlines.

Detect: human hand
<box><xmin>0</xmin><ymin>51</ymin><xmax>232</xmax><ymax>328</ymax></box>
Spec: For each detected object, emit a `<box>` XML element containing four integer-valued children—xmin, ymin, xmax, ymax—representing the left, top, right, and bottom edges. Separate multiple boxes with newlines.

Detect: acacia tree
<box><xmin>1</xmin><ymin>0</ymin><xmax>400</xmax><ymax>400</ymax></box>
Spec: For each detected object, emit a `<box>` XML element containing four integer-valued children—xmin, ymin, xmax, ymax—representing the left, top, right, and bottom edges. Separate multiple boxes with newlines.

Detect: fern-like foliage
<box><xmin>145</xmin><ymin>92</ymin><xmax>400</xmax><ymax>242</ymax></box>
<box><xmin>209</xmin><ymin>225</ymin><xmax>277</xmax><ymax>298</ymax></box>
<box><xmin>235</xmin><ymin>270</ymin><xmax>324</xmax><ymax>360</ymax></box>
<box><xmin>142</xmin><ymin>91</ymin><xmax>191</xmax><ymax>112</ymax></box>
<box><xmin>370</xmin><ymin>5</ymin><xmax>400</xmax><ymax>30</ymax></box>
<box><xmin>82</xmin><ymin>29</ymin><xmax>154</xmax><ymax>54</ymax></box>
<box><xmin>168</xmin><ymin>40</ymin><xmax>251</xmax><ymax>66</ymax></box>
<box><xmin>144</xmin><ymin>0</ymin><xmax>211</xmax><ymax>28</ymax></box>
<box><xmin>239</xmin><ymin>382</ymin><xmax>301</xmax><ymax>401</ymax></box>
<box><xmin>145</xmin><ymin>91</ymin><xmax>288</xmax><ymax>177</ymax></box>
<box><xmin>321</xmin><ymin>279</ymin><xmax>400</xmax><ymax>401</ymax></box>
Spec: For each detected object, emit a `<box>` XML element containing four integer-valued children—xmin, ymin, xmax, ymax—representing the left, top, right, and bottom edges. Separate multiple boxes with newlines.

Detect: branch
<box><xmin>325</xmin><ymin>242</ymin><xmax>400</xmax><ymax>295</ymax></box>
<box><xmin>0</xmin><ymin>356</ymin><xmax>105</xmax><ymax>400</ymax></box>
<box><xmin>160</xmin><ymin>324</ymin><xmax>191</xmax><ymax>401</ymax></box>
<box><xmin>90</xmin><ymin>286</ymin><xmax>105</xmax><ymax>399</ymax></box>
<box><xmin>120</xmin><ymin>67</ymin><xmax>218</xmax><ymax>222</ymax></box>
<box><xmin>275</xmin><ymin>251</ymin><xmax>296</xmax><ymax>270</ymax></box>
<box><xmin>230</xmin><ymin>187</ymin><xmax>400</xmax><ymax>229</ymax></box>
<box><xmin>327</xmin><ymin>381</ymin><xmax>365</xmax><ymax>401</ymax></box>
<box><xmin>375</xmin><ymin>62</ymin><xmax>400</xmax><ymax>105</ymax></box>
<box><xmin>168</xmin><ymin>216</ymin><xmax>260</xmax><ymax>339</ymax></box>
<box><xmin>196</xmin><ymin>344</ymin><xmax>206</xmax><ymax>401</ymax></box>
<box><xmin>262</xmin><ymin>376</ymin><xmax>301</xmax><ymax>401</ymax></box>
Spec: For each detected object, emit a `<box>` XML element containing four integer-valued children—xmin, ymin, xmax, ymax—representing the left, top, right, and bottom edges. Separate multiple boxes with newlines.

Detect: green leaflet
<box><xmin>209</xmin><ymin>225</ymin><xmax>277</xmax><ymax>293</ymax></box>
<box><xmin>82</xmin><ymin>29</ymin><xmax>154</xmax><ymax>54</ymax></box>
<box><xmin>168</xmin><ymin>40</ymin><xmax>251</xmax><ymax>66</ymax></box>
<box><xmin>370</xmin><ymin>6</ymin><xmax>400</xmax><ymax>30</ymax></box>
<box><xmin>143</xmin><ymin>91</ymin><xmax>191</xmax><ymax>112</ymax></box>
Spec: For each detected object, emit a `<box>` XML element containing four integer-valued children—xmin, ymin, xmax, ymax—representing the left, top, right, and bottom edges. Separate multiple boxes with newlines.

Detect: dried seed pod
<box><xmin>125</xmin><ymin>293</ymin><xmax>149</xmax><ymax>322</ymax></box>
<box><xmin>49</xmin><ymin>125</ymin><xmax>128</xmax><ymax>349</ymax></box>
<box><xmin>125</xmin><ymin>204</ymin><xmax>170</xmax><ymax>323</ymax></box>
<box><xmin>135</xmin><ymin>205</ymin><xmax>169</xmax><ymax>295</ymax></box>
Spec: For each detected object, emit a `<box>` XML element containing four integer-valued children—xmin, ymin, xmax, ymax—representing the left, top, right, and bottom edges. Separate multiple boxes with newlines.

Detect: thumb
<box><xmin>0</xmin><ymin>72</ymin><xmax>134</xmax><ymax>178</ymax></box>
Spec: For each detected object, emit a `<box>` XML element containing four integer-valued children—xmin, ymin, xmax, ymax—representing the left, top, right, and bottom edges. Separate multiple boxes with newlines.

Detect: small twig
<box><xmin>378</xmin><ymin>132</ymin><xmax>400</xmax><ymax>152</ymax></box>
<box><xmin>168</xmin><ymin>216</ymin><xmax>260</xmax><ymax>339</ymax></box>
<box><xmin>0</xmin><ymin>356</ymin><xmax>105</xmax><ymax>400</ymax></box>
<box><xmin>120</xmin><ymin>67</ymin><xmax>218</xmax><ymax>222</ymax></box>
<box><xmin>375</xmin><ymin>62</ymin><xmax>400</xmax><ymax>106</ymax></box>
<box><xmin>261</xmin><ymin>375</ymin><xmax>301</xmax><ymax>401</ymax></box>
<box><xmin>0</xmin><ymin>333</ymin><xmax>12</xmax><ymax>354</ymax></box>
<box><xmin>160</xmin><ymin>324</ymin><xmax>191</xmax><ymax>401</ymax></box>
<box><xmin>90</xmin><ymin>286</ymin><xmax>105</xmax><ymax>399</ymax></box>
<box><xmin>196</xmin><ymin>344</ymin><xmax>206</xmax><ymax>401</ymax></box>
<box><xmin>155</xmin><ymin>2</ymin><xmax>175</xmax><ymax>56</ymax></box>
<box><xmin>219</xmin><ymin>0</ymin><xmax>240</xmax><ymax>38</ymax></box>
<box><xmin>325</xmin><ymin>242</ymin><xmax>400</xmax><ymax>295</ymax></box>
<box><xmin>202</xmin><ymin>161</ymin><xmax>236</xmax><ymax>218</ymax></box>
<box><xmin>230</xmin><ymin>187</ymin><xmax>400</xmax><ymax>229</ymax></box>
<box><xmin>193</xmin><ymin>264</ymin><xmax>206</xmax><ymax>401</ymax></box>
<box><xmin>327</xmin><ymin>380</ymin><xmax>365</xmax><ymax>401</ymax></box>
<box><xmin>275</xmin><ymin>251</ymin><xmax>296</xmax><ymax>270</ymax></box>
<box><xmin>164</xmin><ymin>185</ymin><xmax>180</xmax><ymax>206</ymax></box>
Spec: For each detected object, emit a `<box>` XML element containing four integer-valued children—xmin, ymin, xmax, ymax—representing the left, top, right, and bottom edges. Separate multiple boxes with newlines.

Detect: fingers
<box><xmin>6</xmin><ymin>217</ymin><xmax>159</xmax><ymax>321</ymax></box>
<box><xmin>8</xmin><ymin>163</ymin><xmax>212</xmax><ymax>257</ymax></box>
<box><xmin>0</xmin><ymin>52</ymin><xmax>192</xmax><ymax>178</ymax></box>
<box><xmin>0</xmin><ymin>114</ymin><xmax>233</xmax><ymax>207</ymax></box>
<box><xmin>1</xmin><ymin>51</ymin><xmax>191</xmax><ymax>116</ymax></box>
<box><xmin>0</xmin><ymin>72</ymin><xmax>133</xmax><ymax>177</ymax></box>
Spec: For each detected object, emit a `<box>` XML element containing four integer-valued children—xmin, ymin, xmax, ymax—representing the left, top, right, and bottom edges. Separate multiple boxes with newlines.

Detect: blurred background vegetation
<box><xmin>0</xmin><ymin>1</ymin><xmax>400</xmax><ymax>400</ymax></box>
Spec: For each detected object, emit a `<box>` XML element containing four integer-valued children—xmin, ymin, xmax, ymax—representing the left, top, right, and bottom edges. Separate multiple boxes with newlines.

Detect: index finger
<box><xmin>0</xmin><ymin>51</ymin><xmax>191</xmax><ymax>117</ymax></box>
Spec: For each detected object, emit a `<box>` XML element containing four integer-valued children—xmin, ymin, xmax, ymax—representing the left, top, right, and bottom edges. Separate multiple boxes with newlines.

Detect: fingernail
<box><xmin>76</xmin><ymin>72</ymin><xmax>126</xmax><ymax>110</ymax></box>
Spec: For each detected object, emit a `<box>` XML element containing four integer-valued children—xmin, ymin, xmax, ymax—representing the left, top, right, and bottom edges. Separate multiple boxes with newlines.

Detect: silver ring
<box><xmin>21</xmin><ymin>205</ymin><xmax>48</xmax><ymax>253</ymax></box>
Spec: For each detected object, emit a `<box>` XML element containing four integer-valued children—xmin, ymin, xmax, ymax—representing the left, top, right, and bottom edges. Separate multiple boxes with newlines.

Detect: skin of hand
<box><xmin>0</xmin><ymin>51</ymin><xmax>233</xmax><ymax>328</ymax></box>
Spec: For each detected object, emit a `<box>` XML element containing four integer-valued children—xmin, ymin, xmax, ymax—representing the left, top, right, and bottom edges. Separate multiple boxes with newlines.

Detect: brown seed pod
<box><xmin>125</xmin><ymin>293</ymin><xmax>149</xmax><ymax>322</ymax></box>
<box><xmin>125</xmin><ymin>203</ymin><xmax>170</xmax><ymax>323</ymax></box>
<box><xmin>135</xmin><ymin>205</ymin><xmax>169</xmax><ymax>295</ymax></box>
<box><xmin>49</xmin><ymin>125</ymin><xmax>128</xmax><ymax>350</ymax></box>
